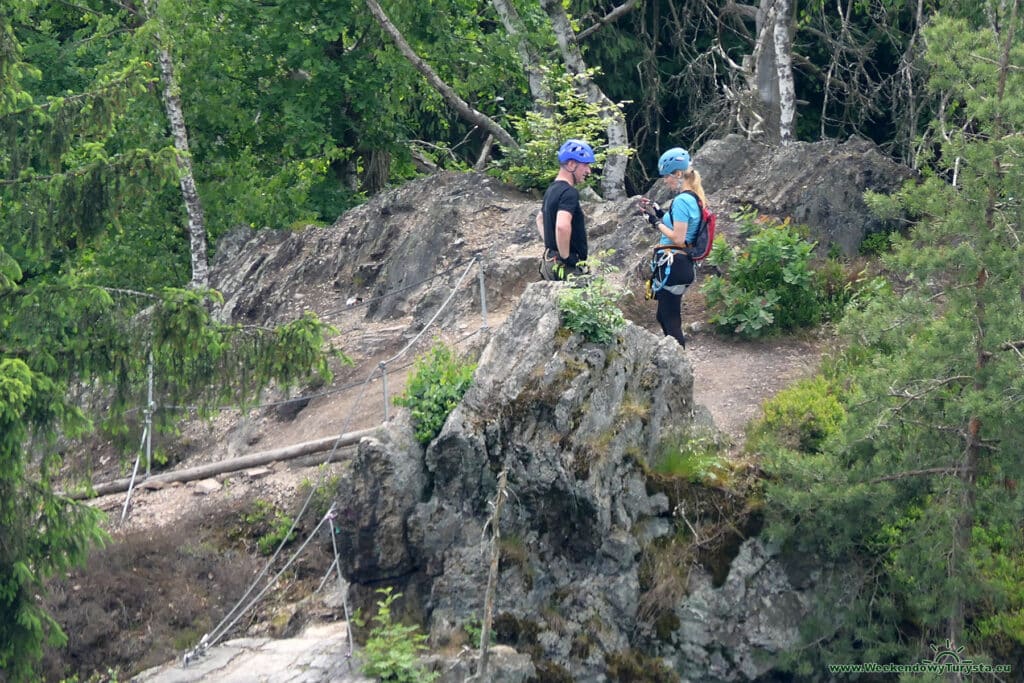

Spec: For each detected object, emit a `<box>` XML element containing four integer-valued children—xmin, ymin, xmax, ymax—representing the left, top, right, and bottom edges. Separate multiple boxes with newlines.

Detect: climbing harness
<box><xmin>649</xmin><ymin>247</ymin><xmax>690</xmax><ymax>297</ymax></box>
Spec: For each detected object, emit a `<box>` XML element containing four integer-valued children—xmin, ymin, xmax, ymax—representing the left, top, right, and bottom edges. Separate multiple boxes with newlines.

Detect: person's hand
<box><xmin>636</xmin><ymin>197</ymin><xmax>663</xmax><ymax>227</ymax></box>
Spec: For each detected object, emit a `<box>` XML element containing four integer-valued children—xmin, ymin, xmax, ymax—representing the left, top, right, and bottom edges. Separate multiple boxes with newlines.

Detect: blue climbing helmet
<box><xmin>657</xmin><ymin>147</ymin><xmax>690</xmax><ymax>176</ymax></box>
<box><xmin>557</xmin><ymin>139</ymin><xmax>596</xmax><ymax>164</ymax></box>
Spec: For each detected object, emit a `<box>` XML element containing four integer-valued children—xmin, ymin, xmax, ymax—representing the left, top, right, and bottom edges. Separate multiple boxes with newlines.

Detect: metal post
<box><xmin>145</xmin><ymin>350</ymin><xmax>154</xmax><ymax>478</ymax></box>
<box><xmin>476</xmin><ymin>255</ymin><xmax>488</xmax><ymax>329</ymax></box>
<box><xmin>120</xmin><ymin>425</ymin><xmax>148</xmax><ymax>524</ymax></box>
<box><xmin>380</xmin><ymin>362</ymin><xmax>389</xmax><ymax>421</ymax></box>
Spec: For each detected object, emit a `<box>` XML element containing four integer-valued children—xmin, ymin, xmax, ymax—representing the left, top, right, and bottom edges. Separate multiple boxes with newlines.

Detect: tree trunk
<box><xmin>753</xmin><ymin>0</ymin><xmax>780</xmax><ymax>141</ymax></box>
<box><xmin>144</xmin><ymin>0</ymin><xmax>209</xmax><ymax>290</ymax></box>
<box><xmin>69</xmin><ymin>427</ymin><xmax>380</xmax><ymax>499</ymax></box>
<box><xmin>772</xmin><ymin>0</ymin><xmax>795</xmax><ymax>145</ymax></box>
<box><xmin>489</xmin><ymin>0</ymin><xmax>552</xmax><ymax>109</ymax></box>
<box><xmin>363</xmin><ymin>0</ymin><xmax>519</xmax><ymax>152</ymax></box>
<box><xmin>540</xmin><ymin>0</ymin><xmax>629</xmax><ymax>199</ymax></box>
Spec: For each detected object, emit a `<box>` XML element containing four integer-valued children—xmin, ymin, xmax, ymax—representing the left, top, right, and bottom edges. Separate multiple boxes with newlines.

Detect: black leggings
<box><xmin>654</xmin><ymin>253</ymin><xmax>694</xmax><ymax>347</ymax></box>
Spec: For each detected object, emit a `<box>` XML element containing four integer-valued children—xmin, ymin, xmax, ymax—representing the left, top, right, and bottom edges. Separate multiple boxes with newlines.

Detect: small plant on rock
<box><xmin>355</xmin><ymin>587</ymin><xmax>438</xmax><ymax>683</ymax></box>
<box><xmin>393</xmin><ymin>342</ymin><xmax>476</xmax><ymax>445</ymax></box>
<box><xmin>242</xmin><ymin>500</ymin><xmax>297</xmax><ymax>556</ymax></box>
<box><xmin>557</xmin><ymin>250</ymin><xmax>628</xmax><ymax>344</ymax></box>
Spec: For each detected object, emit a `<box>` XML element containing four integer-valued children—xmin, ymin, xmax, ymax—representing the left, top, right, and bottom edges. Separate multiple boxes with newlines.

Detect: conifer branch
<box><xmin>868</xmin><ymin>466</ymin><xmax>967</xmax><ymax>484</ymax></box>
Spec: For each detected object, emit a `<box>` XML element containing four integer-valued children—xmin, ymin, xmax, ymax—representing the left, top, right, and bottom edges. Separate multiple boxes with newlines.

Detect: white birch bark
<box><xmin>772</xmin><ymin>0</ymin><xmax>796</xmax><ymax>145</ymax></box>
<box><xmin>754</xmin><ymin>0</ymin><xmax>780</xmax><ymax>141</ymax></box>
<box><xmin>489</xmin><ymin>0</ymin><xmax>551</xmax><ymax>108</ymax></box>
<box><xmin>143</xmin><ymin>0</ymin><xmax>209</xmax><ymax>290</ymax></box>
<box><xmin>364</xmin><ymin>0</ymin><xmax>519</xmax><ymax>151</ymax></box>
<box><xmin>540</xmin><ymin>0</ymin><xmax>629</xmax><ymax>199</ymax></box>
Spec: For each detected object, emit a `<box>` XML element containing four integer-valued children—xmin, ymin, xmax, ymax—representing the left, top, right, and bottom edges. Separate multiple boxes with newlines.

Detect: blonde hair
<box><xmin>680</xmin><ymin>168</ymin><xmax>707</xmax><ymax>206</ymax></box>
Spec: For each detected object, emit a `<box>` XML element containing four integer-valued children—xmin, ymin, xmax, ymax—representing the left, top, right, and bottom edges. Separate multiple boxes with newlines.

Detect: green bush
<box><xmin>355</xmin><ymin>587</ymin><xmax>438</xmax><ymax>683</ymax></box>
<box><xmin>242</xmin><ymin>500</ymin><xmax>297</xmax><ymax>556</ymax></box>
<box><xmin>493</xmin><ymin>66</ymin><xmax>632</xmax><ymax>191</ymax></box>
<box><xmin>859</xmin><ymin>230</ymin><xmax>893</xmax><ymax>256</ymax></box>
<box><xmin>653</xmin><ymin>427</ymin><xmax>731</xmax><ymax>486</ymax></box>
<box><xmin>813</xmin><ymin>259</ymin><xmax>891</xmax><ymax>322</ymax></box>
<box><xmin>750</xmin><ymin>376</ymin><xmax>846</xmax><ymax>453</ymax></box>
<box><xmin>393</xmin><ymin>343</ymin><xmax>476</xmax><ymax>445</ymax></box>
<box><xmin>557</xmin><ymin>251</ymin><xmax>628</xmax><ymax>344</ymax></box>
<box><xmin>702</xmin><ymin>218</ymin><xmax>821</xmax><ymax>337</ymax></box>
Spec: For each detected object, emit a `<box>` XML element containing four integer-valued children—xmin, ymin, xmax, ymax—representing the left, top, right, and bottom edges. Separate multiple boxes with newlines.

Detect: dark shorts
<box><xmin>539</xmin><ymin>251</ymin><xmax>587</xmax><ymax>281</ymax></box>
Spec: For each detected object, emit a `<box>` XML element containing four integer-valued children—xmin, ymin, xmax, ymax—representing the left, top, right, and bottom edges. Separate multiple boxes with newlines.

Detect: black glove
<box><xmin>637</xmin><ymin>198</ymin><xmax>664</xmax><ymax>226</ymax></box>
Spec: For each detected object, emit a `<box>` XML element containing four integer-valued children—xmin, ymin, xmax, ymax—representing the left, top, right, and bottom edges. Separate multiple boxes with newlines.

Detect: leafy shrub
<box><xmin>557</xmin><ymin>251</ymin><xmax>628</xmax><ymax>344</ymax></box>
<box><xmin>355</xmin><ymin>587</ymin><xmax>438</xmax><ymax>683</ymax></box>
<box><xmin>702</xmin><ymin>218</ymin><xmax>821</xmax><ymax>337</ymax></box>
<box><xmin>859</xmin><ymin>231</ymin><xmax>893</xmax><ymax>256</ymax></box>
<box><xmin>393</xmin><ymin>343</ymin><xmax>475</xmax><ymax>445</ymax></box>
<box><xmin>494</xmin><ymin>66</ymin><xmax>632</xmax><ymax>191</ymax></box>
<box><xmin>750</xmin><ymin>376</ymin><xmax>845</xmax><ymax>453</ymax></box>
<box><xmin>242</xmin><ymin>500</ymin><xmax>297</xmax><ymax>556</ymax></box>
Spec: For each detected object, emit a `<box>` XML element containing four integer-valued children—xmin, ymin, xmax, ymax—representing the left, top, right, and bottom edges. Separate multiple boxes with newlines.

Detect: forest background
<box><xmin>1</xmin><ymin>0</ymin><xmax>1022</xmax><ymax>680</ymax></box>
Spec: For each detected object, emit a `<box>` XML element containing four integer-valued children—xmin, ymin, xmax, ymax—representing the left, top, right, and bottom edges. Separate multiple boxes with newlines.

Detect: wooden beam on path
<box><xmin>69</xmin><ymin>426</ymin><xmax>382</xmax><ymax>500</ymax></box>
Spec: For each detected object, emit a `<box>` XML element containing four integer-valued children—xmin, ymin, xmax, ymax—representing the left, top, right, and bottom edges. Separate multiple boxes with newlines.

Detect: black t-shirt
<box><xmin>541</xmin><ymin>180</ymin><xmax>588</xmax><ymax>265</ymax></box>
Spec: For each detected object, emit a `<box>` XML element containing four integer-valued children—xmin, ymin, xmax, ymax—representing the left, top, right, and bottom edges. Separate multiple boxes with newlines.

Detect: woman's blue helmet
<box><xmin>557</xmin><ymin>139</ymin><xmax>596</xmax><ymax>164</ymax></box>
<box><xmin>657</xmin><ymin>147</ymin><xmax>690</xmax><ymax>176</ymax></box>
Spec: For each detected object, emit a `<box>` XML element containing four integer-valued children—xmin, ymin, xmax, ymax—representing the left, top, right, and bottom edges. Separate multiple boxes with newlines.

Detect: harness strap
<box><xmin>649</xmin><ymin>246</ymin><xmax>689</xmax><ymax>296</ymax></box>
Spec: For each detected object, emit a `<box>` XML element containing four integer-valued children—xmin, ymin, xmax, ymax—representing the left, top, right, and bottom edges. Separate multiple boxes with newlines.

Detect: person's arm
<box><xmin>555</xmin><ymin>210</ymin><xmax>573</xmax><ymax>260</ymax></box>
<box><xmin>536</xmin><ymin>211</ymin><xmax>544</xmax><ymax>240</ymax></box>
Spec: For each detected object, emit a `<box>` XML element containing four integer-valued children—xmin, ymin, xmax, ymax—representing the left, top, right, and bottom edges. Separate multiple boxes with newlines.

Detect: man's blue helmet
<box><xmin>657</xmin><ymin>147</ymin><xmax>690</xmax><ymax>176</ymax></box>
<box><xmin>557</xmin><ymin>139</ymin><xmax>596</xmax><ymax>164</ymax></box>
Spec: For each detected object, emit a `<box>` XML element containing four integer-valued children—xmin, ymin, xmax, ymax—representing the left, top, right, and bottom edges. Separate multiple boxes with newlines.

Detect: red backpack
<box><xmin>681</xmin><ymin>190</ymin><xmax>716</xmax><ymax>261</ymax></box>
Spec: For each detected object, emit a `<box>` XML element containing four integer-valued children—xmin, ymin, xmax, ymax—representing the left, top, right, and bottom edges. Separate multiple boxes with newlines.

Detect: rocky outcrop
<box><xmin>208</xmin><ymin>138</ymin><xmax>913</xmax><ymax>331</ymax></box>
<box><xmin>331</xmin><ymin>283</ymin><xmax>819</xmax><ymax>681</ymax></box>
<box><xmin>691</xmin><ymin>134</ymin><xmax>913</xmax><ymax>255</ymax></box>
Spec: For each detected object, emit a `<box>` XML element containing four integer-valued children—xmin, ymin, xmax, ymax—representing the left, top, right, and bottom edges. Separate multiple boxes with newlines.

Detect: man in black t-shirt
<box><xmin>535</xmin><ymin>139</ymin><xmax>595</xmax><ymax>281</ymax></box>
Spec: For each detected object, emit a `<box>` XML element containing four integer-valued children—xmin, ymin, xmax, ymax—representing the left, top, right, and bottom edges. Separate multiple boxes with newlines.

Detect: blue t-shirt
<box><xmin>659</xmin><ymin>192</ymin><xmax>700</xmax><ymax>247</ymax></box>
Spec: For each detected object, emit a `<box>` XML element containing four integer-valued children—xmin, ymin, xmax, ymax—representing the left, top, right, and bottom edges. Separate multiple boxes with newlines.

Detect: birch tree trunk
<box><xmin>540</xmin><ymin>0</ymin><xmax>628</xmax><ymax>199</ymax></box>
<box><xmin>489</xmin><ymin>0</ymin><xmax>551</xmax><ymax>109</ymax></box>
<box><xmin>143</xmin><ymin>0</ymin><xmax>209</xmax><ymax>290</ymax></box>
<box><xmin>772</xmin><ymin>0</ymin><xmax>796</xmax><ymax>145</ymax></box>
<box><xmin>363</xmin><ymin>0</ymin><xmax>519</xmax><ymax>152</ymax></box>
<box><xmin>753</xmin><ymin>0</ymin><xmax>780</xmax><ymax>141</ymax></box>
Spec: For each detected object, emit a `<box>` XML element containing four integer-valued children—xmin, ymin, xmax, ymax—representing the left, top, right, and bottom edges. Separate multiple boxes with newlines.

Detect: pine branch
<box><xmin>868</xmin><ymin>466</ymin><xmax>967</xmax><ymax>484</ymax></box>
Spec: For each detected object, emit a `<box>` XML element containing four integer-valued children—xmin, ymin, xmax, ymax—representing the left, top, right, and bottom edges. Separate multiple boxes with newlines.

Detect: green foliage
<box><xmin>702</xmin><ymin>216</ymin><xmax>820</xmax><ymax>337</ymax></box>
<box><xmin>0</xmin><ymin>358</ymin><xmax>108</xmax><ymax>681</ymax></box>
<box><xmin>811</xmin><ymin>258</ymin><xmax>890</xmax><ymax>323</ymax></box>
<box><xmin>242</xmin><ymin>500</ymin><xmax>297</xmax><ymax>556</ymax></box>
<box><xmin>299</xmin><ymin>467</ymin><xmax>341</xmax><ymax>519</ymax></box>
<box><xmin>763</xmin><ymin>12</ymin><xmax>1024</xmax><ymax>673</ymax></box>
<box><xmin>703</xmin><ymin>212</ymin><xmax>889</xmax><ymax>337</ymax></box>
<box><xmin>354</xmin><ymin>587</ymin><xmax>438</xmax><ymax>683</ymax></box>
<box><xmin>393</xmin><ymin>342</ymin><xmax>476</xmax><ymax>445</ymax></box>
<box><xmin>859</xmin><ymin>230</ymin><xmax>894</xmax><ymax>256</ymax></box>
<box><xmin>652</xmin><ymin>427</ymin><xmax>731</xmax><ymax>487</ymax></box>
<box><xmin>750</xmin><ymin>377</ymin><xmax>845</xmax><ymax>454</ymax></box>
<box><xmin>495</xmin><ymin>66</ymin><xmax>632</xmax><ymax>191</ymax></box>
<box><xmin>462</xmin><ymin>615</ymin><xmax>495</xmax><ymax>648</ymax></box>
<box><xmin>557</xmin><ymin>251</ymin><xmax>628</xmax><ymax>345</ymax></box>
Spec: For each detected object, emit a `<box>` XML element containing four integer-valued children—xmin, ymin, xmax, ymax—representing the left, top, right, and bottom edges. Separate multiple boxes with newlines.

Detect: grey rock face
<box><xmin>329</xmin><ymin>283</ymin><xmax>820</xmax><ymax>681</ymax></box>
<box><xmin>694</xmin><ymin>134</ymin><xmax>913</xmax><ymax>255</ymax></box>
<box><xmin>208</xmin><ymin>140</ymin><xmax>913</xmax><ymax>331</ymax></box>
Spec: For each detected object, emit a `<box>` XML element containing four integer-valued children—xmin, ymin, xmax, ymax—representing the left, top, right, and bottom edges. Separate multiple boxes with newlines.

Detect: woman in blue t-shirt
<box><xmin>639</xmin><ymin>147</ymin><xmax>708</xmax><ymax>348</ymax></box>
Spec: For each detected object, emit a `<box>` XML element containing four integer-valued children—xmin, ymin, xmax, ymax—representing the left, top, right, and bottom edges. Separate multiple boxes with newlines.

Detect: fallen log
<box><xmin>68</xmin><ymin>426</ymin><xmax>381</xmax><ymax>500</ymax></box>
